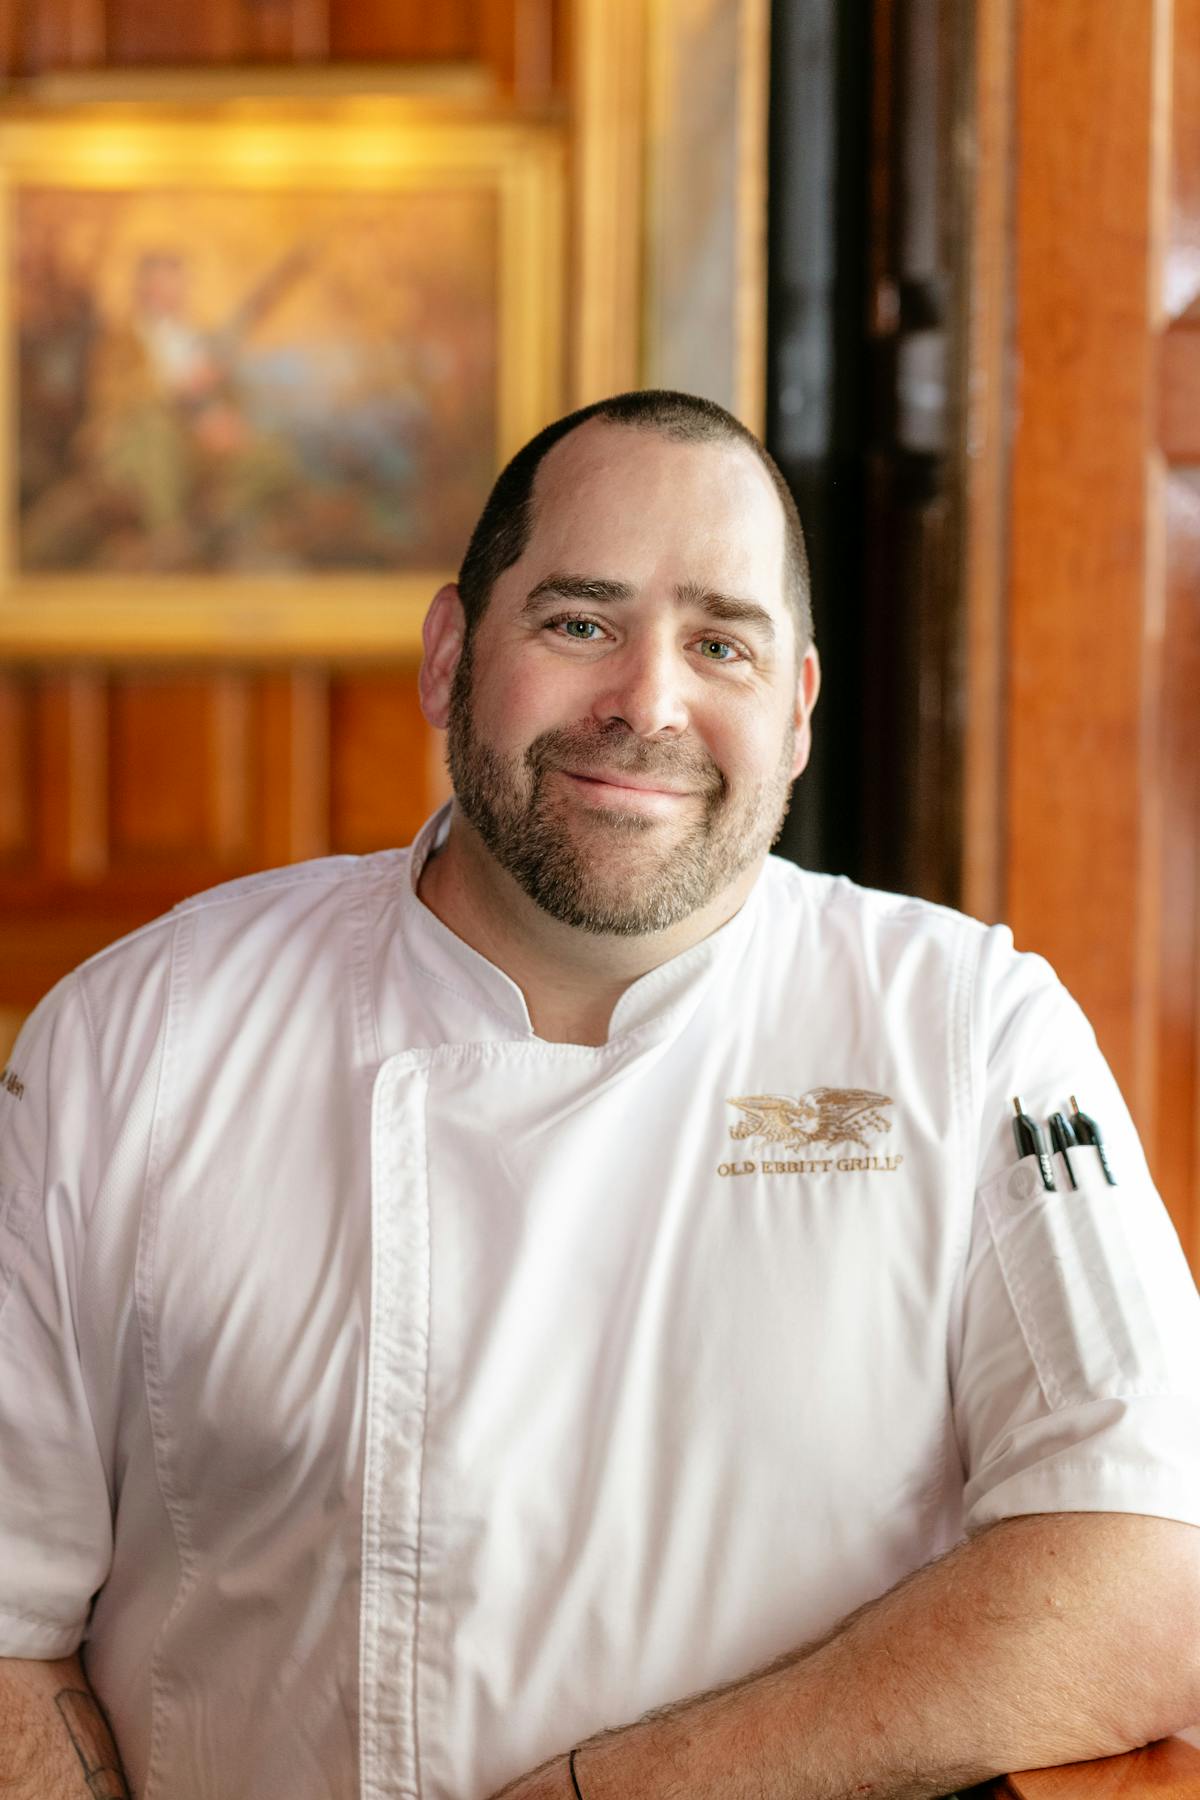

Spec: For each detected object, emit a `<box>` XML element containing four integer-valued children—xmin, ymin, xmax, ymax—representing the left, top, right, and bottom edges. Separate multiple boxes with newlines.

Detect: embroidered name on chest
<box><xmin>0</xmin><ymin>1065</ymin><xmax>24</xmax><ymax>1101</ymax></box>
<box><xmin>719</xmin><ymin>1088</ymin><xmax>903</xmax><ymax>1179</ymax></box>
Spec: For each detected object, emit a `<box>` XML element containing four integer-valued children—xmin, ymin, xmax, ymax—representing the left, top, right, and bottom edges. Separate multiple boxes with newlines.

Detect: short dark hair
<box><xmin>456</xmin><ymin>389</ymin><xmax>813</xmax><ymax>647</ymax></box>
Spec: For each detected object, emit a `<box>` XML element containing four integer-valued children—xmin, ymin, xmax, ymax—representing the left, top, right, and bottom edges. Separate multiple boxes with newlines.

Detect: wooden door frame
<box><xmin>961</xmin><ymin>0</ymin><xmax>1197</xmax><ymax>1262</ymax></box>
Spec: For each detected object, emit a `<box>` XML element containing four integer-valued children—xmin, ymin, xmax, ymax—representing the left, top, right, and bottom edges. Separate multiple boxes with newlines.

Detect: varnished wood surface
<box><xmin>1</xmin><ymin>0</ymin><xmax>565</xmax><ymax>96</ymax></box>
<box><xmin>1159</xmin><ymin>332</ymin><xmax>1200</xmax><ymax>461</ymax></box>
<box><xmin>1166</xmin><ymin>0</ymin><xmax>1200</xmax><ymax>323</ymax></box>
<box><xmin>1003</xmin><ymin>0</ymin><xmax>1200</xmax><ymax>1265</ymax></box>
<box><xmin>568</xmin><ymin>0</ymin><xmax>645</xmax><ymax>405</ymax></box>
<box><xmin>1152</xmin><ymin>0</ymin><xmax>1200</xmax><ymax>1269</ymax></box>
<box><xmin>986</xmin><ymin>1735</ymin><xmax>1200</xmax><ymax>1800</ymax></box>
<box><xmin>1007</xmin><ymin>0</ymin><xmax>1159</xmax><ymax>1101</ymax></box>
<box><xmin>1154</xmin><ymin>463</ymin><xmax>1200</xmax><ymax>1268</ymax></box>
<box><xmin>0</xmin><ymin>664</ymin><xmax>443</xmax><ymax>1007</ymax></box>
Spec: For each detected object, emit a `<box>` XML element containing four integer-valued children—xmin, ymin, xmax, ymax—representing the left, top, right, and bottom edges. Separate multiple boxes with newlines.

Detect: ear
<box><xmin>418</xmin><ymin>582</ymin><xmax>467</xmax><ymax>731</ymax></box>
<box><xmin>789</xmin><ymin>644</ymin><xmax>821</xmax><ymax>781</ymax></box>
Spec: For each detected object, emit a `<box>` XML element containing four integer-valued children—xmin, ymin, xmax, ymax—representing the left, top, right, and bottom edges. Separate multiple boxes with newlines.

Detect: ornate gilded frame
<box><xmin>0</xmin><ymin>98</ymin><xmax>564</xmax><ymax>656</ymax></box>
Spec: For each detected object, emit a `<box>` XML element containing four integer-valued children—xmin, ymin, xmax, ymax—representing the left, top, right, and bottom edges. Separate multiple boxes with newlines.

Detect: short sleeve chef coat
<box><xmin>2</xmin><ymin>805</ymin><xmax>1199</xmax><ymax>1800</ymax></box>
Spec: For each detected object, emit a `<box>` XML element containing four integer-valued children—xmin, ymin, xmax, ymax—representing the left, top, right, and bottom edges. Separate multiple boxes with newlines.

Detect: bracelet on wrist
<box><xmin>568</xmin><ymin>1746</ymin><xmax>585</xmax><ymax>1800</ymax></box>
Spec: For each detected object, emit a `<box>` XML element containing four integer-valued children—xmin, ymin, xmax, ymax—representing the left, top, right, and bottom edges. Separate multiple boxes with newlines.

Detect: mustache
<box><xmin>525</xmin><ymin>720</ymin><xmax>725</xmax><ymax>795</ymax></box>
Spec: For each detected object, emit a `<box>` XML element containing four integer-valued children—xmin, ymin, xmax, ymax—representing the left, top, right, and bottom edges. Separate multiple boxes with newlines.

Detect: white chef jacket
<box><xmin>1</xmin><ymin>805</ymin><xmax>1198</xmax><ymax>1800</ymax></box>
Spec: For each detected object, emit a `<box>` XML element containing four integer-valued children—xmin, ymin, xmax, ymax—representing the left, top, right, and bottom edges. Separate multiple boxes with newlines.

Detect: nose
<box><xmin>590</xmin><ymin>634</ymin><xmax>690</xmax><ymax>738</ymax></box>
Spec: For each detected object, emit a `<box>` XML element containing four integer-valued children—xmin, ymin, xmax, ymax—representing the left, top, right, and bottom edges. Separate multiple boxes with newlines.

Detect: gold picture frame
<box><xmin>0</xmin><ymin>98</ymin><xmax>564</xmax><ymax>656</ymax></box>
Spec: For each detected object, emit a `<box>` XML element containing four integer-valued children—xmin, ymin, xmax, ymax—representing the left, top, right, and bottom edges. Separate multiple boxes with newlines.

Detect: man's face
<box><xmin>423</xmin><ymin>421</ymin><xmax>819</xmax><ymax>936</ymax></box>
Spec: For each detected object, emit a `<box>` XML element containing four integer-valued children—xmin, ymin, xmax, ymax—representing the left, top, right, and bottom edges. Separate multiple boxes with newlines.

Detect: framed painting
<box><xmin>0</xmin><ymin>99</ymin><xmax>564</xmax><ymax>655</ymax></box>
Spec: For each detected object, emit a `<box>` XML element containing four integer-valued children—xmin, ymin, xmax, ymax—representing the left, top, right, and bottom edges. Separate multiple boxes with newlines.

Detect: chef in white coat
<box><xmin>1</xmin><ymin>390</ymin><xmax>1199</xmax><ymax>1800</ymax></box>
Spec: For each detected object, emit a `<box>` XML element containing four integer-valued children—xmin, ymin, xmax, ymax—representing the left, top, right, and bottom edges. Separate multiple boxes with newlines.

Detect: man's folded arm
<box><xmin>493</xmin><ymin>1510</ymin><xmax>1200</xmax><ymax>1800</ymax></box>
<box><xmin>0</xmin><ymin>1653</ymin><xmax>131</xmax><ymax>1800</ymax></box>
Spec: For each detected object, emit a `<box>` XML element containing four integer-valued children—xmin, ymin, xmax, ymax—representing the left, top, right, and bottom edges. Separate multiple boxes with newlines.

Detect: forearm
<box><xmin>501</xmin><ymin>1512</ymin><xmax>1200</xmax><ymax>1800</ymax></box>
<box><xmin>0</xmin><ymin>1654</ymin><xmax>131</xmax><ymax>1799</ymax></box>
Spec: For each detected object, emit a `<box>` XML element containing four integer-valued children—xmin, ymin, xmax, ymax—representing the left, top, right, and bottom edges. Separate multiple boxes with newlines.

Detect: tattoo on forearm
<box><xmin>54</xmin><ymin>1689</ymin><xmax>132</xmax><ymax>1800</ymax></box>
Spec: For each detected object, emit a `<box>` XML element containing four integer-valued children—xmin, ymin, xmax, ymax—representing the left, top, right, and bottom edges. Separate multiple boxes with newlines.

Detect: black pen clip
<box><xmin>1048</xmin><ymin>1111</ymin><xmax>1079</xmax><ymax>1189</ymax></box>
<box><xmin>1069</xmin><ymin>1096</ymin><xmax>1117</xmax><ymax>1185</ymax></box>
<box><xmin>1012</xmin><ymin>1096</ymin><xmax>1056</xmax><ymax>1191</ymax></box>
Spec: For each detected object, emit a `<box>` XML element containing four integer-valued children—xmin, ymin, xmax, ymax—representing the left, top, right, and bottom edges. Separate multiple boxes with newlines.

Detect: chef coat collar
<box><xmin>396</xmin><ymin>803</ymin><xmax>765</xmax><ymax>1043</ymax></box>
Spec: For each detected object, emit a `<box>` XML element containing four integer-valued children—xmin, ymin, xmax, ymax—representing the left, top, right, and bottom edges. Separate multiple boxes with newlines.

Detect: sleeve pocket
<box><xmin>976</xmin><ymin>1145</ymin><xmax>1200</xmax><ymax>1410</ymax></box>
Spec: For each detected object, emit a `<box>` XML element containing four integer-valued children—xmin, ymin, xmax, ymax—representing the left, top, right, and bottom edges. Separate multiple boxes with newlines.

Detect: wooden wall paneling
<box><xmin>36</xmin><ymin>669</ymin><xmax>107</xmax><ymax>879</ymax></box>
<box><xmin>208</xmin><ymin>671</ymin><xmax>253</xmax><ymax>861</ymax></box>
<box><xmin>1155</xmin><ymin>468</ymin><xmax>1200</xmax><ymax>1263</ymax></box>
<box><xmin>238</xmin><ymin>0</ymin><xmax>327</xmax><ymax>65</ymax></box>
<box><xmin>0</xmin><ymin>869</ymin><xmax>195</xmax><ymax>1004</ymax></box>
<box><xmin>569</xmin><ymin>0</ymin><xmax>646</xmax><ymax>404</ymax></box>
<box><xmin>1007</xmin><ymin>2</ymin><xmax>1160</xmax><ymax>1117</ymax></box>
<box><xmin>1006</xmin><ymin>0</ymin><xmax>1200</xmax><ymax>1262</ymax></box>
<box><xmin>0</xmin><ymin>0</ymin><xmax>22</xmax><ymax>74</ymax></box>
<box><xmin>505</xmin><ymin>0</ymin><xmax>558</xmax><ymax>103</ymax></box>
<box><xmin>108</xmin><ymin>674</ymin><xmax>223</xmax><ymax>865</ymax></box>
<box><xmin>19</xmin><ymin>0</ymin><xmax>106</xmax><ymax>70</ymax></box>
<box><xmin>104</xmin><ymin>0</ymin><xmax>243</xmax><ymax>64</ymax></box>
<box><xmin>732</xmin><ymin>0</ymin><xmax>769</xmax><ymax>429</ymax></box>
<box><xmin>3</xmin><ymin>0</ymin><xmax>554</xmax><ymax>74</ymax></box>
<box><xmin>257</xmin><ymin>670</ymin><xmax>331</xmax><ymax>867</ymax></box>
<box><xmin>120</xmin><ymin>670</ymin><xmax>253</xmax><ymax>868</ymax></box>
<box><xmin>0</xmin><ymin>901</ymin><xmax>160</xmax><ymax>1006</ymax></box>
<box><xmin>328</xmin><ymin>0</ymin><xmax>478</xmax><ymax>64</ymax></box>
<box><xmin>328</xmin><ymin>671</ymin><xmax>437</xmax><ymax>855</ymax></box>
<box><xmin>467</xmin><ymin>0</ymin><xmax>562</xmax><ymax>102</ymax></box>
<box><xmin>0</xmin><ymin>671</ymin><xmax>33</xmax><ymax>864</ymax></box>
<box><xmin>1166</xmin><ymin>0</ymin><xmax>1200</xmax><ymax>324</ymax></box>
<box><xmin>1152</xmin><ymin>0</ymin><xmax>1200</xmax><ymax>1264</ymax></box>
<box><xmin>104</xmin><ymin>0</ymin><xmax>337</xmax><ymax>65</ymax></box>
<box><xmin>287</xmin><ymin>0</ymin><xmax>331</xmax><ymax>64</ymax></box>
<box><xmin>0</xmin><ymin>1006</ymin><xmax>21</xmax><ymax>1064</ymax></box>
<box><xmin>7</xmin><ymin>0</ymin><xmax>319</xmax><ymax>70</ymax></box>
<box><xmin>1157</xmin><ymin>332</ymin><xmax>1200</xmax><ymax>463</ymax></box>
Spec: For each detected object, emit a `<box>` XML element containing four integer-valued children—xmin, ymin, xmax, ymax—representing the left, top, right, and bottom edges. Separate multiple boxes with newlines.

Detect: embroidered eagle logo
<box><xmin>727</xmin><ymin>1088</ymin><xmax>894</xmax><ymax>1153</ymax></box>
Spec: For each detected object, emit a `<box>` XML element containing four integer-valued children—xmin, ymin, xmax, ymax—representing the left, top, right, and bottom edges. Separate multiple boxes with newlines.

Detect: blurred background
<box><xmin>0</xmin><ymin>0</ymin><xmax>1196</xmax><ymax>1275</ymax></box>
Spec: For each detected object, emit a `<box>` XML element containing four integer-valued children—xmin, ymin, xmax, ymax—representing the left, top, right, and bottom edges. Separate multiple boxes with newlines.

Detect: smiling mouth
<box><xmin>564</xmin><ymin>770</ymin><xmax>692</xmax><ymax>796</ymax></box>
<box><xmin>555</xmin><ymin>769</ymin><xmax>698</xmax><ymax>811</ymax></box>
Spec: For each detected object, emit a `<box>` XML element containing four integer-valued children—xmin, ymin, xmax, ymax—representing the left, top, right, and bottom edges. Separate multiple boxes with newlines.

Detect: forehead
<box><xmin>514</xmin><ymin>420</ymin><xmax>788</xmax><ymax>605</ymax></box>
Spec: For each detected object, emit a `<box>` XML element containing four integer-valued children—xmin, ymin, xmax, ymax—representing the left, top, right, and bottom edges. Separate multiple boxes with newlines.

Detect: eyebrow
<box><xmin>521</xmin><ymin>573</ymin><xmax>777</xmax><ymax>642</ymax></box>
<box><xmin>675</xmin><ymin>579</ymin><xmax>777</xmax><ymax>641</ymax></box>
<box><xmin>522</xmin><ymin>574</ymin><xmax>634</xmax><ymax>612</ymax></box>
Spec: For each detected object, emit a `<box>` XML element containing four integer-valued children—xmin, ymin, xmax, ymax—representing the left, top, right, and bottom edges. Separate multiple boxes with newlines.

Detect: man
<box><xmin>1</xmin><ymin>390</ymin><xmax>1198</xmax><ymax>1800</ymax></box>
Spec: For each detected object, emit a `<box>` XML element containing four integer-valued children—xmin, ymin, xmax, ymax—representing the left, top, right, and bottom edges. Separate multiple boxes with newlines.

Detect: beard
<box><xmin>445</xmin><ymin>635</ymin><xmax>797</xmax><ymax>936</ymax></box>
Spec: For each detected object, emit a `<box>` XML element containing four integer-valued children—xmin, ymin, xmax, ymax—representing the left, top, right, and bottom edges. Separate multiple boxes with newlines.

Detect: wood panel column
<box><xmin>1006</xmin><ymin>0</ymin><xmax>1199</xmax><ymax>1262</ymax></box>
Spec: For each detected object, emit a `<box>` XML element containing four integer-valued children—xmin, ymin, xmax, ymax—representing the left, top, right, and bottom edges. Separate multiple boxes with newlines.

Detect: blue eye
<box><xmin>560</xmin><ymin>618</ymin><xmax>601</xmax><ymax>640</ymax></box>
<box><xmin>699</xmin><ymin>638</ymin><xmax>737</xmax><ymax>661</ymax></box>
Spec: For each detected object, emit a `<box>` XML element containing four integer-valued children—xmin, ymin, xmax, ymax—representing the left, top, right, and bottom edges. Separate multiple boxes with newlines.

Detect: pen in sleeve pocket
<box><xmin>1048</xmin><ymin>1111</ymin><xmax>1079</xmax><ymax>1189</ymax></box>
<box><xmin>1069</xmin><ymin>1096</ymin><xmax>1118</xmax><ymax>1185</ymax></box>
<box><xmin>1012</xmin><ymin>1096</ymin><xmax>1057</xmax><ymax>1191</ymax></box>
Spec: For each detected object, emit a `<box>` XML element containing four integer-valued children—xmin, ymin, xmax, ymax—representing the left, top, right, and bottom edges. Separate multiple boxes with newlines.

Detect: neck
<box><xmin>416</xmin><ymin>808</ymin><xmax>760</xmax><ymax>1046</ymax></box>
